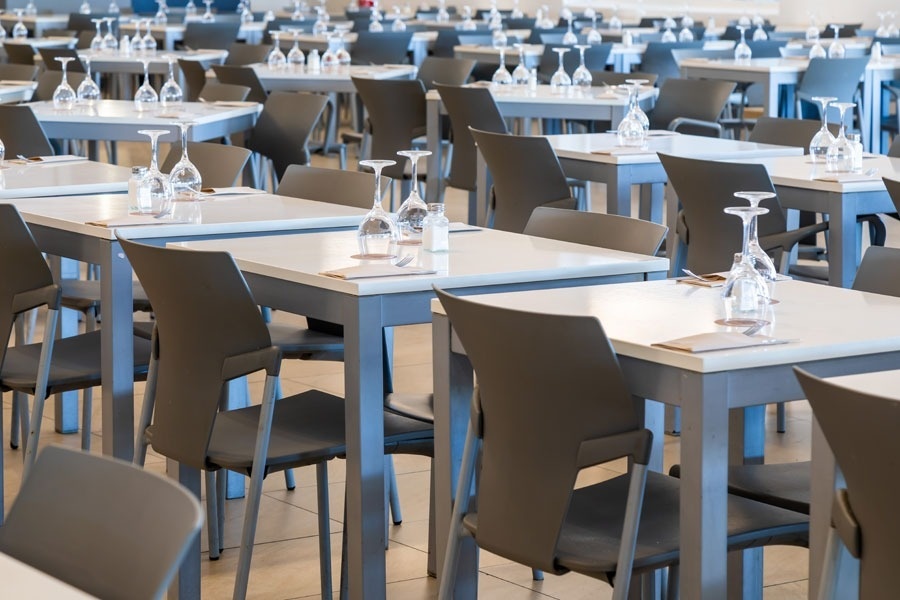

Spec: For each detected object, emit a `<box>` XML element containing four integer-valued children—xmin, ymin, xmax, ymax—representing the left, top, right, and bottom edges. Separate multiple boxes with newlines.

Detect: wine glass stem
<box><xmin>498</xmin><ymin>50</ymin><xmax>505</xmax><ymax>69</ymax></box>
<box><xmin>372</xmin><ymin>167</ymin><xmax>383</xmax><ymax>210</ymax></box>
<box><xmin>180</xmin><ymin>125</ymin><xmax>189</xmax><ymax>159</ymax></box>
<box><xmin>411</xmin><ymin>157</ymin><xmax>419</xmax><ymax>182</ymax></box>
<box><xmin>740</xmin><ymin>215</ymin><xmax>752</xmax><ymax>258</ymax></box>
<box><xmin>149</xmin><ymin>135</ymin><xmax>160</xmax><ymax>171</ymax></box>
<box><xmin>61</xmin><ymin>62</ymin><xmax>68</xmax><ymax>85</ymax></box>
<box><xmin>144</xmin><ymin>63</ymin><xmax>150</xmax><ymax>86</ymax></box>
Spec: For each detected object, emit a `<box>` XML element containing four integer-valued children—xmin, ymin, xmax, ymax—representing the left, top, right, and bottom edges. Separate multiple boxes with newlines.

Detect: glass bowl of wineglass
<box><xmin>491</xmin><ymin>47</ymin><xmax>512</xmax><ymax>87</ymax></box>
<box><xmin>825</xmin><ymin>102</ymin><xmax>855</xmax><ymax>173</ymax></box>
<box><xmin>720</xmin><ymin>205</ymin><xmax>772</xmax><ymax>325</ymax></box>
<box><xmin>356</xmin><ymin>159</ymin><xmax>399</xmax><ymax>259</ymax></box>
<box><xmin>134</xmin><ymin>58</ymin><xmax>159</xmax><ymax>112</ymax></box>
<box><xmin>734</xmin><ymin>26</ymin><xmax>752</xmax><ymax>61</ymax></box>
<box><xmin>76</xmin><ymin>56</ymin><xmax>102</xmax><ymax>104</ymax></box>
<box><xmin>160</xmin><ymin>55</ymin><xmax>183</xmax><ymax>108</ymax></box>
<box><xmin>808</xmin><ymin>96</ymin><xmax>837</xmax><ymax>162</ymax></box>
<box><xmin>549</xmin><ymin>47</ymin><xmax>571</xmax><ymax>92</ymax></box>
<box><xmin>395</xmin><ymin>150</ymin><xmax>431</xmax><ymax>244</ymax></box>
<box><xmin>827</xmin><ymin>24</ymin><xmax>845</xmax><ymax>59</ymax></box>
<box><xmin>572</xmin><ymin>45</ymin><xmax>592</xmax><ymax>95</ymax></box>
<box><xmin>137</xmin><ymin>129</ymin><xmax>174</xmax><ymax>216</ymax></box>
<box><xmin>168</xmin><ymin>121</ymin><xmax>203</xmax><ymax>201</ymax></box>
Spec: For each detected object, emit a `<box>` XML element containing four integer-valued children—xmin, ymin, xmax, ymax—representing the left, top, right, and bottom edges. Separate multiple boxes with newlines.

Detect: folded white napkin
<box><xmin>199</xmin><ymin>186</ymin><xmax>264</xmax><ymax>196</ymax></box>
<box><xmin>86</xmin><ymin>215</ymin><xmax>187</xmax><ymax>227</ymax></box>
<box><xmin>449</xmin><ymin>222</ymin><xmax>482</xmax><ymax>233</ymax></box>
<box><xmin>591</xmin><ymin>147</ymin><xmax>655</xmax><ymax>156</ymax></box>
<box><xmin>10</xmin><ymin>155</ymin><xmax>86</xmax><ymax>165</ymax></box>
<box><xmin>211</xmin><ymin>100</ymin><xmax>258</xmax><ymax>108</ymax></box>
<box><xmin>320</xmin><ymin>264</ymin><xmax>437</xmax><ymax>279</ymax></box>
<box><xmin>675</xmin><ymin>274</ymin><xmax>727</xmax><ymax>288</ymax></box>
<box><xmin>813</xmin><ymin>172</ymin><xmax>882</xmax><ymax>183</ymax></box>
<box><xmin>653</xmin><ymin>332</ymin><xmax>792</xmax><ymax>353</ymax></box>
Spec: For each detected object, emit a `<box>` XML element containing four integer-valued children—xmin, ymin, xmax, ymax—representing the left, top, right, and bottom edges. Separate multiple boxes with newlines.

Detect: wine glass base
<box><xmin>715</xmin><ymin>318</ymin><xmax>770</xmax><ymax>328</ymax></box>
<box><xmin>351</xmin><ymin>253</ymin><xmax>397</xmax><ymax>260</ymax></box>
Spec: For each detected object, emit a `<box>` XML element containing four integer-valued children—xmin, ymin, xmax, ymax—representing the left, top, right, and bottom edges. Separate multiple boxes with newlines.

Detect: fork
<box><xmin>742</xmin><ymin>322</ymin><xmax>766</xmax><ymax>336</ymax></box>
<box><xmin>394</xmin><ymin>255</ymin><xmax>414</xmax><ymax>267</ymax></box>
<box><xmin>682</xmin><ymin>268</ymin><xmax>716</xmax><ymax>283</ymax></box>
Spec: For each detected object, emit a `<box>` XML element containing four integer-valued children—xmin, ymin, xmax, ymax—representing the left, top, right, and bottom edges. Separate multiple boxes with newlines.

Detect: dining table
<box><xmin>0</xmin><ymin>157</ymin><xmax>130</xmax><ymax>198</ymax></box>
<box><xmin>424</xmin><ymin>83</ymin><xmax>658</xmax><ymax>204</ymax></box>
<box><xmin>431</xmin><ymin>278</ymin><xmax>900</xmax><ymax>599</ymax></box>
<box><xmin>0</xmin><ymin>552</ymin><xmax>97</xmax><ymax>599</ymax></box>
<box><xmin>0</xmin><ymin>13</ymin><xmax>69</xmax><ymax>37</ymax></box>
<box><xmin>2</xmin><ymin>35</ymin><xmax>77</xmax><ymax>50</ymax></box>
<box><xmin>0</xmin><ymin>79</ymin><xmax>36</xmax><ymax>104</ymax></box>
<box><xmin>175</xmin><ymin>227</ymin><xmax>669</xmax><ymax>599</ymax></box>
<box><xmin>738</xmin><ymin>154</ymin><xmax>900</xmax><ymax>287</ymax></box>
<box><xmin>286</xmin><ymin>30</ymin><xmax>437</xmax><ymax>66</ymax></box>
<box><xmin>118</xmin><ymin>20</ymin><xmax>268</xmax><ymax>50</ymax></box>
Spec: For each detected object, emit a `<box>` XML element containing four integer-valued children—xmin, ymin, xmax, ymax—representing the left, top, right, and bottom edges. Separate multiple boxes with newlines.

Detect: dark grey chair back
<box><xmin>639</xmin><ymin>41</ymin><xmax>704</xmax><ymax>85</ymax></box>
<box><xmin>0</xmin><ymin>105</ymin><xmax>54</xmax><ymax>157</ymax></box>
<box><xmin>211</xmin><ymin>64</ymin><xmax>268</xmax><ymax>103</ymax></box>
<box><xmin>0</xmin><ymin>63</ymin><xmax>39</xmax><ymax>81</ymax></box>
<box><xmin>182</xmin><ymin>21</ymin><xmax>241</xmax><ymax>49</ymax></box>
<box><xmin>246</xmin><ymin>91</ymin><xmax>329</xmax><ymax>180</ymax></box>
<box><xmin>795</xmin><ymin>57</ymin><xmax>868</xmax><ymax>118</ymax></box>
<box><xmin>852</xmin><ymin>245</ymin><xmax>900</xmax><ymax>296</ymax></box>
<box><xmin>537</xmin><ymin>43</ymin><xmax>612</xmax><ymax>82</ymax></box>
<box><xmin>197</xmin><ymin>81</ymin><xmax>251</xmax><ymax>102</ymax></box>
<box><xmin>649</xmin><ymin>78</ymin><xmax>736</xmax><ymax>136</ymax></box>
<box><xmin>588</xmin><ymin>70</ymin><xmax>658</xmax><ymax>87</ymax></box>
<box><xmin>415</xmin><ymin>56</ymin><xmax>475</xmax><ymax>89</ymax></box>
<box><xmin>3</xmin><ymin>43</ymin><xmax>36</xmax><ymax>65</ymax></box>
<box><xmin>224</xmin><ymin>41</ymin><xmax>271</xmax><ymax>65</ymax></box>
<box><xmin>276</xmin><ymin>164</ymin><xmax>390</xmax><ymax>209</ymax></box>
<box><xmin>161</xmin><ymin>142</ymin><xmax>252</xmax><ymax>187</ymax></box>
<box><xmin>748</xmin><ymin>116</ymin><xmax>838</xmax><ymax>153</ymax></box>
<box><xmin>351</xmin><ymin>31</ymin><xmax>413</xmax><ymax>64</ymax></box>
<box><xmin>177</xmin><ymin>58</ymin><xmax>211</xmax><ymax>102</ymax></box>
<box><xmin>524</xmin><ymin>207</ymin><xmax>667</xmax><ymax>256</ymax></box>
<box><xmin>37</xmin><ymin>47</ymin><xmax>86</xmax><ymax>72</ymax></box>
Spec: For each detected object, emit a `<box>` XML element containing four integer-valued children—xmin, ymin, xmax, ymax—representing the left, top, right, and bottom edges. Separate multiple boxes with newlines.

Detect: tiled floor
<box><xmin>6</xmin><ymin>139</ymin><xmax>896</xmax><ymax>599</ymax></box>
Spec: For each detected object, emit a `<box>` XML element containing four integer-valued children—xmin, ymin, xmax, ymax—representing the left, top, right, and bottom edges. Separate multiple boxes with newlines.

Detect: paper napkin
<box><xmin>653</xmin><ymin>332</ymin><xmax>792</xmax><ymax>353</ymax></box>
<box><xmin>320</xmin><ymin>264</ymin><xmax>437</xmax><ymax>279</ymax></box>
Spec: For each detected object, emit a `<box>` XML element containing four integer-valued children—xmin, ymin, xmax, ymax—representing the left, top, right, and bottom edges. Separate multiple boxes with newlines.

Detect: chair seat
<box><xmin>463</xmin><ymin>471</ymin><xmax>809</xmax><ymax>580</ymax></box>
<box><xmin>1</xmin><ymin>330</ymin><xmax>152</xmax><ymax>395</ymax></box>
<box><xmin>266</xmin><ymin>322</ymin><xmax>344</xmax><ymax>358</ymax></box>
<box><xmin>385</xmin><ymin>392</ymin><xmax>434</xmax><ymax>423</ymax></box>
<box><xmin>726</xmin><ymin>462</ymin><xmax>811</xmax><ymax>515</ymax></box>
<box><xmin>60</xmin><ymin>278</ymin><xmax>152</xmax><ymax>312</ymax></box>
<box><xmin>198</xmin><ymin>389</ymin><xmax>434</xmax><ymax>475</ymax></box>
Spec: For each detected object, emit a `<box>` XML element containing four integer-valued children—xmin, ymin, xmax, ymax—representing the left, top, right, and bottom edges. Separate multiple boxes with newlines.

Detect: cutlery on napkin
<box><xmin>10</xmin><ymin>155</ymin><xmax>86</xmax><ymax>165</ymax></box>
<box><xmin>590</xmin><ymin>147</ymin><xmax>655</xmax><ymax>156</ymax></box>
<box><xmin>199</xmin><ymin>186</ymin><xmax>265</xmax><ymax>196</ymax></box>
<box><xmin>652</xmin><ymin>332</ymin><xmax>793</xmax><ymax>353</ymax></box>
<box><xmin>320</xmin><ymin>264</ymin><xmax>437</xmax><ymax>279</ymax></box>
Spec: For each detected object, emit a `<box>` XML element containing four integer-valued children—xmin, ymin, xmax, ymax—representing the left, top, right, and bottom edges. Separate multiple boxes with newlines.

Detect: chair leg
<box><xmin>22</xmin><ymin>308</ymin><xmax>60</xmax><ymax>479</ymax></box>
<box><xmin>134</xmin><ymin>334</ymin><xmax>160</xmax><ymax>466</ymax></box>
<box><xmin>9</xmin><ymin>392</ymin><xmax>20</xmax><ymax>450</ymax></box>
<box><xmin>387</xmin><ymin>455</ymin><xmax>402</xmax><ymax>525</ymax></box>
<box><xmin>80</xmin><ymin>387</ymin><xmax>92</xmax><ymax>451</ymax></box>
<box><xmin>15</xmin><ymin>392</ymin><xmax>29</xmax><ymax>455</ymax></box>
<box><xmin>217</xmin><ymin>469</ymin><xmax>226</xmax><ymax>553</ymax></box>
<box><xmin>316</xmin><ymin>463</ymin><xmax>333</xmax><ymax>599</ymax></box>
<box><xmin>438</xmin><ymin>423</ymin><xmax>480</xmax><ymax>599</ymax></box>
<box><xmin>666</xmin><ymin>565</ymin><xmax>679</xmax><ymax>600</ymax></box>
<box><xmin>206</xmin><ymin>470</ymin><xmax>221</xmax><ymax>561</ymax></box>
<box><xmin>776</xmin><ymin>402</ymin><xmax>786</xmax><ymax>433</ymax></box>
<box><xmin>817</xmin><ymin>526</ymin><xmax>842</xmax><ymax>600</ymax></box>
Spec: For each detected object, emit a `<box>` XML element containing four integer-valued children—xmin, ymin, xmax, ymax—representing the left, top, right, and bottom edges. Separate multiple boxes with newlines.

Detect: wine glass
<box><xmin>721</xmin><ymin>205</ymin><xmax>771</xmax><ymax>323</ymax></box>
<box><xmin>876</xmin><ymin>12</ymin><xmax>889</xmax><ymax>38</ymax></box>
<box><xmin>808</xmin><ymin>96</ymin><xmax>837</xmax><ymax>162</ymax></box>
<box><xmin>511</xmin><ymin>44</ymin><xmax>529</xmax><ymax>85</ymax></box>
<box><xmin>808</xmin><ymin>38</ymin><xmax>826</xmax><ymax>59</ymax></box>
<box><xmin>240</xmin><ymin>2</ymin><xmax>254</xmax><ymax>23</ymax></box>
<box><xmin>663</xmin><ymin>16</ymin><xmax>677</xmax><ymax>29</ymax></box>
<box><xmin>12</xmin><ymin>9</ymin><xmax>27</xmax><ymax>40</ymax></box>
<box><xmin>678</xmin><ymin>24</ymin><xmax>694</xmax><ymax>42</ymax></box>
<box><xmin>186</xmin><ymin>0</ymin><xmax>198</xmax><ymax>18</ymax></box>
<box><xmin>391</xmin><ymin>8</ymin><xmax>407</xmax><ymax>31</ymax></box>
<box><xmin>585</xmin><ymin>9</ymin><xmax>602</xmax><ymax>44</ymax></box>
<box><xmin>491</xmin><ymin>27</ymin><xmax>507</xmax><ymax>50</ymax></box>
<box><xmin>734</xmin><ymin>26</ymin><xmax>752</xmax><ymax>61</ymax></box>
<box><xmin>458</xmin><ymin>5</ymin><xmax>476</xmax><ymax>31</ymax></box>
<box><xmin>322</xmin><ymin>33</ymin><xmax>340</xmax><ymax>68</ymax></box>
<box><xmin>549</xmin><ymin>47</ymin><xmax>571</xmax><ymax>91</ymax></box>
<box><xmin>888</xmin><ymin>11</ymin><xmax>900</xmax><ymax>37</ymax></box>
<box><xmin>827</xmin><ymin>25</ymin><xmax>845</xmax><ymax>59</ymax></box>
<box><xmin>130</xmin><ymin>21</ymin><xmax>144</xmax><ymax>54</ymax></box>
<box><xmin>335</xmin><ymin>27</ymin><xmax>351</xmax><ymax>65</ymax></box>
<box><xmin>608</xmin><ymin>4</ymin><xmax>622</xmax><ymax>31</ymax></box>
<box><xmin>491</xmin><ymin>47</ymin><xmax>512</xmax><ymax>86</ymax></box>
<box><xmin>617</xmin><ymin>97</ymin><xmax>645</xmax><ymax>147</ymax></box>
<box><xmin>141</xmin><ymin>19</ymin><xmax>157</xmax><ymax>53</ymax></box>
<box><xmin>24</xmin><ymin>0</ymin><xmax>36</xmax><ymax>16</ymax></box>
<box><xmin>562</xmin><ymin>15</ymin><xmax>578</xmax><ymax>45</ymax></box>
<box><xmin>395</xmin><ymin>150</ymin><xmax>431</xmax><ymax>244</ymax></box>
<box><xmin>312</xmin><ymin>6</ymin><xmax>328</xmax><ymax>33</ymax></box>
<box><xmin>752</xmin><ymin>23</ymin><xmax>767</xmax><ymax>41</ymax></box>
<box><xmin>572</xmin><ymin>45</ymin><xmax>592</xmax><ymax>94</ymax></box>
<box><xmin>90</xmin><ymin>18</ymin><xmax>104</xmax><ymax>51</ymax></box>
<box><xmin>169</xmin><ymin>121</ymin><xmax>203</xmax><ymax>200</ymax></box>
<box><xmin>805</xmin><ymin>13</ymin><xmax>820</xmax><ymax>42</ymax></box>
<box><xmin>0</xmin><ymin>21</ymin><xmax>6</xmax><ymax>42</ymax></box>
<box><xmin>356</xmin><ymin>159</ymin><xmax>399</xmax><ymax>259</ymax></box>
<box><xmin>825</xmin><ymin>102</ymin><xmax>855</xmax><ymax>173</ymax></box>
<box><xmin>76</xmin><ymin>56</ymin><xmax>102</xmax><ymax>104</ymax></box>
<box><xmin>681</xmin><ymin>7</ymin><xmax>694</xmax><ymax>28</ymax></box>
<box><xmin>137</xmin><ymin>129</ymin><xmax>174</xmax><ymax>216</ymax></box>
<box><xmin>201</xmin><ymin>0</ymin><xmax>215</xmax><ymax>22</ymax></box>
<box><xmin>134</xmin><ymin>59</ymin><xmax>159</xmax><ymax>111</ymax></box>
<box><xmin>625</xmin><ymin>78</ymin><xmax>650</xmax><ymax>130</ymax></box>
<box><xmin>510</xmin><ymin>0</ymin><xmax>523</xmax><ymax>19</ymax></box>
<box><xmin>660</xmin><ymin>27</ymin><xmax>677</xmax><ymax>43</ymax></box>
<box><xmin>103</xmin><ymin>17</ymin><xmax>118</xmax><ymax>51</ymax></box>
<box><xmin>79</xmin><ymin>0</ymin><xmax>91</xmax><ymax>14</ymax></box>
<box><xmin>733</xmin><ymin>191</ymin><xmax>778</xmax><ymax>283</ymax></box>
<box><xmin>154</xmin><ymin>0</ymin><xmax>168</xmax><ymax>24</ymax></box>
<box><xmin>160</xmin><ymin>55</ymin><xmax>183</xmax><ymax>107</ymax></box>
<box><xmin>52</xmin><ymin>57</ymin><xmax>77</xmax><ymax>111</ymax></box>
<box><xmin>436</xmin><ymin>0</ymin><xmax>449</xmax><ymax>22</ymax></box>
<box><xmin>287</xmin><ymin>30</ymin><xmax>305</xmax><ymax>68</ymax></box>
<box><xmin>268</xmin><ymin>31</ymin><xmax>287</xmax><ymax>68</ymax></box>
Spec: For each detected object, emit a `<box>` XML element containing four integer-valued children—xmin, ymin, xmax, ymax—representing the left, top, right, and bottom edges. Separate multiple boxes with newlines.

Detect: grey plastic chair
<box><xmin>795</xmin><ymin>57</ymin><xmax>868</xmax><ymax>121</ymax></box>
<box><xmin>350</xmin><ymin>30</ymin><xmax>413</xmax><ymax>65</ymax></box>
<box><xmin>794</xmin><ymin>368</ymin><xmax>900</xmax><ymax>600</ymax></box>
<box><xmin>0</xmin><ymin>63</ymin><xmax>39</xmax><ymax>81</ymax></box>
<box><xmin>31</xmin><ymin>71</ymin><xmax>62</xmax><ymax>103</ymax></box>
<box><xmin>658</xmin><ymin>153</ymin><xmax>828</xmax><ymax>276</ymax></box>
<box><xmin>211</xmin><ymin>64</ymin><xmax>268</xmax><ymax>103</ymax></box>
<box><xmin>3</xmin><ymin>43</ymin><xmax>36</xmax><ymax>65</ymax></box>
<box><xmin>197</xmin><ymin>81</ymin><xmax>251</xmax><ymax>102</ymax></box>
<box><xmin>469</xmin><ymin>127</ymin><xmax>577</xmax><ymax>233</ymax></box>
<box><xmin>748</xmin><ymin>116</ymin><xmax>838</xmax><ymax>149</ymax></box>
<box><xmin>121</xmin><ymin>238</ymin><xmax>433</xmax><ymax>599</ymax></box>
<box><xmin>37</xmin><ymin>47</ymin><xmax>85</xmax><ymax>72</ymax></box>
<box><xmin>276</xmin><ymin>163</ymin><xmax>390</xmax><ymax>209</ymax></box>
<box><xmin>161</xmin><ymin>142</ymin><xmax>252</xmax><ymax>187</ymax></box>
<box><xmin>435</xmin><ymin>288</ymin><xmax>809</xmax><ymax>600</ymax></box>
<box><xmin>177</xmin><ymin>58</ymin><xmax>213</xmax><ymax>102</ymax></box>
<box><xmin>246</xmin><ymin>91</ymin><xmax>329</xmax><ymax>187</ymax></box>
<box><xmin>181</xmin><ymin>21</ymin><xmax>241</xmax><ymax>50</ymax></box>
<box><xmin>0</xmin><ymin>204</ymin><xmax>151</xmax><ymax>503</ymax></box>
<box><xmin>524</xmin><ymin>206</ymin><xmax>667</xmax><ymax>256</ymax></box>
<box><xmin>638</xmin><ymin>41</ymin><xmax>705</xmax><ymax>85</ymax></box>
<box><xmin>0</xmin><ymin>105</ymin><xmax>54</xmax><ymax>157</ymax></box>
<box><xmin>888</xmin><ymin>137</ymin><xmax>900</xmax><ymax>158</ymax></box>
<box><xmin>224</xmin><ymin>41</ymin><xmax>271</xmax><ymax>65</ymax></box>
<box><xmin>0</xmin><ymin>446</ymin><xmax>202</xmax><ymax>600</ymax></box>
<box><xmin>415</xmin><ymin>56</ymin><xmax>475</xmax><ymax>90</ymax></box>
<box><xmin>649</xmin><ymin>78</ymin><xmax>737</xmax><ymax>137</ymax></box>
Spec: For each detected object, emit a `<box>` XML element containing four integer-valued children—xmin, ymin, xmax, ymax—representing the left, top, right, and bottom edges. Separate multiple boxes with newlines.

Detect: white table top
<box><xmin>431</xmin><ymin>278</ymin><xmax>900</xmax><ymax>373</ymax></box>
<box><xmin>174</xmin><ymin>227</ymin><xmax>669</xmax><ymax>296</ymax></box>
<box><xmin>0</xmin><ymin>14</ymin><xmax>68</xmax><ymax>25</ymax></box>
<box><xmin>253</xmin><ymin>63</ymin><xmax>417</xmax><ymax>85</ymax></box>
<box><xmin>0</xmin><ymin>80</ymin><xmax>36</xmax><ymax>104</ymax></box>
<box><xmin>0</xmin><ymin>159</ymin><xmax>130</xmax><ymax>198</ymax></box>
<box><xmin>3</xmin><ymin>36</ymin><xmax>76</xmax><ymax>49</ymax></box>
<box><xmin>27</xmin><ymin>99</ymin><xmax>260</xmax><ymax>127</ymax></box>
<box><xmin>76</xmin><ymin>49</ymin><xmax>227</xmax><ymax>66</ymax></box>
<box><xmin>0</xmin><ymin>552</ymin><xmax>96</xmax><ymax>599</ymax></box>
<box><xmin>680</xmin><ymin>57</ymin><xmax>809</xmax><ymax>74</ymax></box>
<box><xmin>545</xmin><ymin>132</ymin><xmax>803</xmax><ymax>165</ymax></box>
<box><xmin>748</xmin><ymin>154</ymin><xmax>900</xmax><ymax>194</ymax></box>
<box><xmin>10</xmin><ymin>192</ymin><xmax>366</xmax><ymax>240</ymax></box>
<box><xmin>428</xmin><ymin>82</ymin><xmax>656</xmax><ymax>107</ymax></box>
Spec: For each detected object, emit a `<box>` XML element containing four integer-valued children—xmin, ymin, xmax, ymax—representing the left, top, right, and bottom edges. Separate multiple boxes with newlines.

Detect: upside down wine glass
<box><xmin>159</xmin><ymin>55</ymin><xmax>183</xmax><ymax>107</ymax></box>
<box><xmin>733</xmin><ymin>191</ymin><xmax>778</xmax><ymax>283</ymax></box>
<box><xmin>585</xmin><ymin>8</ymin><xmax>602</xmax><ymax>44</ymax></box>
<box><xmin>202</xmin><ymin>0</ymin><xmax>215</xmax><ymax>22</ymax></box>
<box><xmin>734</xmin><ymin>26</ymin><xmax>752</xmax><ymax>61</ymax></box>
<box><xmin>827</xmin><ymin>24</ymin><xmax>845</xmax><ymax>59</ymax></box>
<box><xmin>825</xmin><ymin>102</ymin><xmax>855</xmax><ymax>173</ymax></box>
<box><xmin>572</xmin><ymin>45</ymin><xmax>592</xmax><ymax>93</ymax></box>
<box><xmin>511</xmin><ymin>44</ymin><xmax>529</xmax><ymax>85</ymax></box>
<box><xmin>90</xmin><ymin>18</ymin><xmax>104</xmax><ymax>52</ymax></box>
<box><xmin>103</xmin><ymin>17</ymin><xmax>118</xmax><ymax>51</ymax></box>
<box><xmin>356</xmin><ymin>159</ymin><xmax>399</xmax><ymax>259</ymax></box>
<box><xmin>287</xmin><ymin>30</ymin><xmax>305</xmax><ymax>67</ymax></box>
<box><xmin>562</xmin><ymin>15</ymin><xmax>577</xmax><ymax>45</ymax></box>
<box><xmin>808</xmin><ymin>96</ymin><xmax>837</xmax><ymax>162</ymax></box>
<box><xmin>549</xmin><ymin>47</ymin><xmax>571</xmax><ymax>91</ymax></box>
<box><xmin>395</xmin><ymin>149</ymin><xmax>431</xmax><ymax>244</ymax></box>
<box><xmin>142</xmin><ymin>19</ymin><xmax>157</xmax><ymax>53</ymax></box>
<box><xmin>134</xmin><ymin>59</ymin><xmax>159</xmax><ymax>111</ymax></box>
<box><xmin>169</xmin><ymin>121</ymin><xmax>203</xmax><ymax>200</ymax></box>
<box><xmin>12</xmin><ymin>9</ymin><xmax>27</xmax><ymax>40</ymax></box>
<box><xmin>491</xmin><ymin>46</ymin><xmax>512</xmax><ymax>86</ymax></box>
<box><xmin>721</xmin><ymin>204</ymin><xmax>771</xmax><ymax>324</ymax></box>
<box><xmin>137</xmin><ymin>129</ymin><xmax>174</xmax><ymax>215</ymax></box>
<box><xmin>76</xmin><ymin>56</ymin><xmax>102</xmax><ymax>103</ymax></box>
<box><xmin>53</xmin><ymin>57</ymin><xmax>77</xmax><ymax>111</ymax></box>
<box><xmin>268</xmin><ymin>32</ymin><xmax>287</xmax><ymax>69</ymax></box>
<box><xmin>625</xmin><ymin>78</ymin><xmax>650</xmax><ymax>130</ymax></box>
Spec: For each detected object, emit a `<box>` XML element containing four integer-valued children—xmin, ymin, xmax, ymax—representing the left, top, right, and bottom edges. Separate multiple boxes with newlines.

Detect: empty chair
<box><xmin>181</xmin><ymin>21</ymin><xmax>241</xmax><ymax>50</ymax></box>
<box><xmin>66</xmin><ymin>12</ymin><xmax>118</xmax><ymax>35</ymax></box>
<box><xmin>224</xmin><ymin>41</ymin><xmax>271</xmax><ymax>65</ymax></box>
<box><xmin>638</xmin><ymin>41</ymin><xmax>705</xmax><ymax>85</ymax></box>
<box><xmin>795</xmin><ymin>57</ymin><xmax>868</xmax><ymax>121</ymax></box>
<box><xmin>350</xmin><ymin>31</ymin><xmax>413</xmax><ymax>65</ymax></box>
<box><xmin>161</xmin><ymin>142</ymin><xmax>252</xmax><ymax>187</ymax></box>
<box><xmin>0</xmin><ymin>105</ymin><xmax>54</xmax><ymax>157</ymax></box>
<box><xmin>746</xmin><ymin>40</ymin><xmax>787</xmax><ymax>58</ymax></box>
<box><xmin>276</xmin><ymin>164</ymin><xmax>389</xmax><ymax>209</ymax></box>
<box><xmin>415</xmin><ymin>56</ymin><xmax>475</xmax><ymax>89</ymax></box>
<box><xmin>177</xmin><ymin>58</ymin><xmax>212</xmax><ymax>102</ymax></box>
<box><xmin>37</xmin><ymin>48</ymin><xmax>86</xmax><ymax>72</ymax></box>
<box><xmin>526</xmin><ymin>26</ymin><xmax>567</xmax><ymax>44</ymax></box>
<box><xmin>794</xmin><ymin>368</ymin><xmax>900</xmax><ymax>599</ymax></box>
<box><xmin>0</xmin><ymin>63</ymin><xmax>39</xmax><ymax>81</ymax></box>
<box><xmin>31</xmin><ymin>71</ymin><xmax>61</xmax><ymax>103</ymax></box>
<box><xmin>197</xmin><ymin>81</ymin><xmax>251</xmax><ymax>102</ymax></box>
<box><xmin>536</xmin><ymin>43</ymin><xmax>613</xmax><ymax>83</ymax></box>
<box><xmin>431</xmin><ymin>29</ymin><xmax>462</xmax><ymax>58</ymax></box>
<box><xmin>658</xmin><ymin>153</ymin><xmax>828</xmax><ymax>276</ymax></box>
<box><xmin>748</xmin><ymin>116</ymin><xmax>837</xmax><ymax>149</ymax></box>
<box><xmin>245</xmin><ymin>91</ymin><xmax>330</xmax><ymax>187</ymax></box>
<box><xmin>121</xmin><ymin>238</ymin><xmax>432</xmax><ymax>599</ymax></box>
<box><xmin>0</xmin><ymin>446</ymin><xmax>202</xmax><ymax>600</ymax></box>
<box><xmin>649</xmin><ymin>78</ymin><xmax>737</xmax><ymax>137</ymax></box>
<box><xmin>469</xmin><ymin>128</ymin><xmax>577</xmax><ymax>233</ymax></box>
<box><xmin>3</xmin><ymin>43</ymin><xmax>37</xmax><ymax>65</ymax></box>
<box><xmin>211</xmin><ymin>64</ymin><xmax>268</xmax><ymax>103</ymax></box>
<box><xmin>524</xmin><ymin>207</ymin><xmax>668</xmax><ymax>256</ymax></box>
<box><xmin>435</xmin><ymin>288</ymin><xmax>809</xmax><ymax>600</ymax></box>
